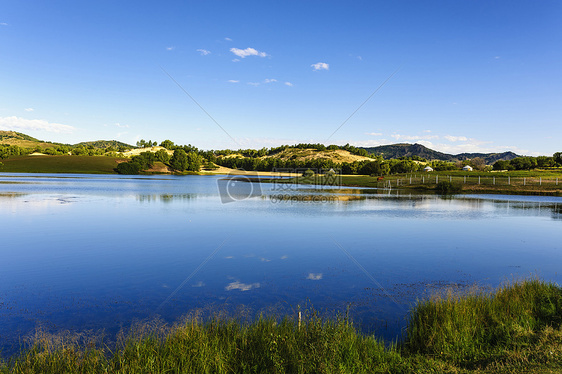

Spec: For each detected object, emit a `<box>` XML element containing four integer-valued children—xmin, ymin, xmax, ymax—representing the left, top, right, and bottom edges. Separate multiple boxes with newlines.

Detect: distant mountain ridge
<box><xmin>361</xmin><ymin>143</ymin><xmax>519</xmax><ymax>164</ymax></box>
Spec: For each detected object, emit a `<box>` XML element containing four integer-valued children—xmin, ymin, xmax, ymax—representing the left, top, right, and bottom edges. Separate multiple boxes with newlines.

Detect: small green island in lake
<box><xmin>2</xmin><ymin>130</ymin><xmax>562</xmax><ymax>196</ymax></box>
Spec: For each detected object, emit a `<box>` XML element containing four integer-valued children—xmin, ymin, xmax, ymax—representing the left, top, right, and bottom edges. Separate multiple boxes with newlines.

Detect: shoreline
<box><xmin>1</xmin><ymin>279</ymin><xmax>561</xmax><ymax>373</ymax></box>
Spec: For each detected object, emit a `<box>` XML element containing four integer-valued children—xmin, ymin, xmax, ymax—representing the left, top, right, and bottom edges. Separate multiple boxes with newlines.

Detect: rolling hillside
<box><xmin>75</xmin><ymin>140</ymin><xmax>134</xmax><ymax>149</ymax></box>
<box><xmin>0</xmin><ymin>130</ymin><xmax>63</xmax><ymax>149</ymax></box>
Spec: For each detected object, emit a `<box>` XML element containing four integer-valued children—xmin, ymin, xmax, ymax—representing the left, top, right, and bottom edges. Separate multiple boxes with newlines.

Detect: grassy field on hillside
<box><xmin>0</xmin><ymin>155</ymin><xmax>121</xmax><ymax>174</ymax></box>
<box><xmin>1</xmin><ymin>279</ymin><xmax>561</xmax><ymax>373</ymax></box>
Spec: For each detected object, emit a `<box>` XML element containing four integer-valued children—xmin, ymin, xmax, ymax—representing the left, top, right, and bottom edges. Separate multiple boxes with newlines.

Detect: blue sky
<box><xmin>1</xmin><ymin>1</ymin><xmax>560</xmax><ymax>155</ymax></box>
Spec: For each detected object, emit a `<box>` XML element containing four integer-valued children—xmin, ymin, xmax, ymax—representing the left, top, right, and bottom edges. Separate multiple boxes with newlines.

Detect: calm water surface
<box><xmin>0</xmin><ymin>173</ymin><xmax>561</xmax><ymax>354</ymax></box>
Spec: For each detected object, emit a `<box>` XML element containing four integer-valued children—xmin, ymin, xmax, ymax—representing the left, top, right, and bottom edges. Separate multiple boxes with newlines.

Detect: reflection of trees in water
<box><xmin>136</xmin><ymin>194</ymin><xmax>196</xmax><ymax>203</ymax></box>
<box><xmin>0</xmin><ymin>192</ymin><xmax>27</xmax><ymax>199</ymax></box>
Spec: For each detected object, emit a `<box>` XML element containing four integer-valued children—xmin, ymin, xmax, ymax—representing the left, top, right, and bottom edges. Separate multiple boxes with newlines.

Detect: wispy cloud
<box><xmin>284</xmin><ymin>82</ymin><xmax>293</xmax><ymax>87</ymax></box>
<box><xmin>391</xmin><ymin>134</ymin><xmax>439</xmax><ymax>141</ymax></box>
<box><xmin>230</xmin><ymin>47</ymin><xmax>268</xmax><ymax>58</ymax></box>
<box><xmin>247</xmin><ymin>82</ymin><xmax>260</xmax><ymax>86</ymax></box>
<box><xmin>192</xmin><ymin>281</ymin><xmax>205</xmax><ymax>287</ymax></box>
<box><xmin>264</xmin><ymin>78</ymin><xmax>277</xmax><ymax>83</ymax></box>
<box><xmin>444</xmin><ymin>135</ymin><xmax>468</xmax><ymax>142</ymax></box>
<box><xmin>225</xmin><ymin>281</ymin><xmax>260</xmax><ymax>291</ymax></box>
<box><xmin>196</xmin><ymin>49</ymin><xmax>211</xmax><ymax>56</ymax></box>
<box><xmin>24</xmin><ymin>108</ymin><xmax>34</xmax><ymax>112</ymax></box>
<box><xmin>232</xmin><ymin>58</ymin><xmax>240</xmax><ymax>62</ymax></box>
<box><xmin>0</xmin><ymin>116</ymin><xmax>74</xmax><ymax>133</ymax></box>
<box><xmin>311</xmin><ymin>62</ymin><xmax>329</xmax><ymax>71</ymax></box>
<box><xmin>306</xmin><ymin>273</ymin><xmax>323</xmax><ymax>280</ymax></box>
<box><xmin>365</xmin><ymin>132</ymin><xmax>382</xmax><ymax>136</ymax></box>
<box><xmin>115</xmin><ymin>122</ymin><xmax>129</xmax><ymax>128</ymax></box>
<box><xmin>166</xmin><ymin>46</ymin><xmax>174</xmax><ymax>51</ymax></box>
<box><xmin>227</xmin><ymin>80</ymin><xmax>239</xmax><ymax>83</ymax></box>
<box><xmin>0</xmin><ymin>23</ymin><xmax>7</xmax><ymax>26</ymax></box>
<box><xmin>224</xmin><ymin>37</ymin><xmax>232</xmax><ymax>41</ymax></box>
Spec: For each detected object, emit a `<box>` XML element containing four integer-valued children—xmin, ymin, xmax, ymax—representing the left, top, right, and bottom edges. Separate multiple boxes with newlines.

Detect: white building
<box><xmin>462</xmin><ymin>165</ymin><xmax>473</xmax><ymax>171</ymax></box>
<box><xmin>424</xmin><ymin>166</ymin><xmax>434</xmax><ymax>172</ymax></box>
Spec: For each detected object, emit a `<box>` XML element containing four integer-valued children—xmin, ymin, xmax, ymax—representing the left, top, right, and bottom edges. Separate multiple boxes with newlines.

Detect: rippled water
<box><xmin>0</xmin><ymin>173</ymin><xmax>561</xmax><ymax>354</ymax></box>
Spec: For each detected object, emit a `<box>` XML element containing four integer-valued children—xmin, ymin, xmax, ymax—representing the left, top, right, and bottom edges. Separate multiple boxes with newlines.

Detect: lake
<box><xmin>1</xmin><ymin>173</ymin><xmax>561</xmax><ymax>355</ymax></box>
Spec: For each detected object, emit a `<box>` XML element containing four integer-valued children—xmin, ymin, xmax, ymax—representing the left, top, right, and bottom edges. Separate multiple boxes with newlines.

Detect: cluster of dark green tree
<box><xmin>493</xmin><ymin>153</ymin><xmax>562</xmax><ymax>171</ymax></box>
<box><xmin>214</xmin><ymin>155</ymin><xmax>457</xmax><ymax>176</ymax></box>
<box><xmin>0</xmin><ymin>144</ymin><xmax>32</xmax><ymax>159</ymax></box>
<box><xmin>115</xmin><ymin>149</ymin><xmax>202</xmax><ymax>174</ymax></box>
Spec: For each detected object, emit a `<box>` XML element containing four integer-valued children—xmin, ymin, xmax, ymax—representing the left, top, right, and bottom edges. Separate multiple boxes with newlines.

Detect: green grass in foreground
<box><xmin>0</xmin><ymin>155</ymin><xmax>120</xmax><ymax>174</ymax></box>
<box><xmin>2</xmin><ymin>279</ymin><xmax>562</xmax><ymax>373</ymax></box>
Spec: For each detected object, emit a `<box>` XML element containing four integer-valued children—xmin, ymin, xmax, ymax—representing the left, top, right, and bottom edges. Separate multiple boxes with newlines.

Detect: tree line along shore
<box><xmin>1</xmin><ymin>138</ymin><xmax>562</xmax><ymax>195</ymax></box>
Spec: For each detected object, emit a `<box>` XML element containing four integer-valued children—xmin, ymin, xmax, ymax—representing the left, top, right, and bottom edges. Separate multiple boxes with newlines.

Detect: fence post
<box><xmin>540</xmin><ymin>177</ymin><xmax>542</xmax><ymax>186</ymax></box>
<box><xmin>493</xmin><ymin>177</ymin><xmax>495</xmax><ymax>185</ymax></box>
<box><xmin>436</xmin><ymin>175</ymin><xmax>438</xmax><ymax>184</ymax></box>
<box><xmin>449</xmin><ymin>175</ymin><xmax>452</xmax><ymax>182</ymax></box>
<box><xmin>508</xmin><ymin>176</ymin><xmax>510</xmax><ymax>185</ymax></box>
<box><xmin>464</xmin><ymin>176</ymin><xmax>466</xmax><ymax>184</ymax></box>
<box><xmin>524</xmin><ymin>178</ymin><xmax>526</xmax><ymax>186</ymax></box>
<box><xmin>478</xmin><ymin>176</ymin><xmax>481</xmax><ymax>185</ymax></box>
<box><xmin>557</xmin><ymin>177</ymin><xmax>559</xmax><ymax>186</ymax></box>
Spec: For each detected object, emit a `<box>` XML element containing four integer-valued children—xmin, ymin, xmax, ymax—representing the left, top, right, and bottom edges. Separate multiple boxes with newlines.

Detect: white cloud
<box><xmin>284</xmin><ymin>82</ymin><xmax>293</xmax><ymax>87</ymax></box>
<box><xmin>494</xmin><ymin>56</ymin><xmax>500</xmax><ymax>59</ymax></box>
<box><xmin>115</xmin><ymin>122</ymin><xmax>129</xmax><ymax>128</ymax></box>
<box><xmin>264</xmin><ymin>78</ymin><xmax>277</xmax><ymax>83</ymax></box>
<box><xmin>0</xmin><ymin>23</ymin><xmax>7</xmax><ymax>26</ymax></box>
<box><xmin>311</xmin><ymin>62</ymin><xmax>329</xmax><ymax>71</ymax></box>
<box><xmin>0</xmin><ymin>116</ymin><xmax>74</xmax><ymax>133</ymax></box>
<box><xmin>166</xmin><ymin>46</ymin><xmax>175</xmax><ymax>51</ymax></box>
<box><xmin>227</xmin><ymin>80</ymin><xmax>239</xmax><ymax>83</ymax></box>
<box><xmin>225</xmin><ymin>37</ymin><xmax>232</xmax><ymax>41</ymax></box>
<box><xmin>230</xmin><ymin>47</ymin><xmax>268</xmax><ymax>58</ymax></box>
<box><xmin>247</xmin><ymin>82</ymin><xmax>260</xmax><ymax>86</ymax></box>
<box><xmin>225</xmin><ymin>281</ymin><xmax>260</xmax><ymax>291</ymax></box>
<box><xmin>196</xmin><ymin>49</ymin><xmax>211</xmax><ymax>56</ymax></box>
<box><xmin>232</xmin><ymin>58</ymin><xmax>240</xmax><ymax>62</ymax></box>
<box><xmin>365</xmin><ymin>132</ymin><xmax>382</xmax><ymax>136</ymax></box>
<box><xmin>192</xmin><ymin>281</ymin><xmax>205</xmax><ymax>287</ymax></box>
<box><xmin>391</xmin><ymin>134</ymin><xmax>439</xmax><ymax>141</ymax></box>
<box><xmin>357</xmin><ymin>56</ymin><xmax>363</xmax><ymax>61</ymax></box>
<box><xmin>353</xmin><ymin>139</ymin><xmax>389</xmax><ymax>147</ymax></box>
<box><xmin>306</xmin><ymin>273</ymin><xmax>323</xmax><ymax>280</ymax></box>
<box><xmin>423</xmin><ymin>129</ymin><xmax>432</xmax><ymax>133</ymax></box>
<box><xmin>444</xmin><ymin>135</ymin><xmax>468</xmax><ymax>142</ymax></box>
<box><xmin>24</xmin><ymin>108</ymin><xmax>34</xmax><ymax>112</ymax></box>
